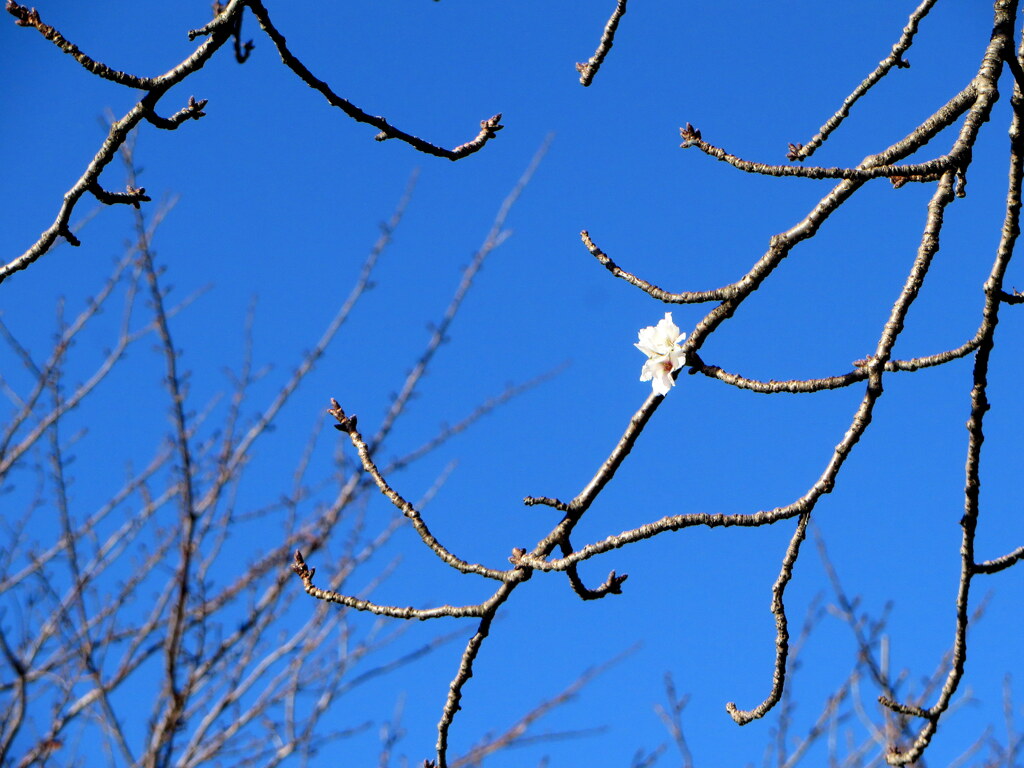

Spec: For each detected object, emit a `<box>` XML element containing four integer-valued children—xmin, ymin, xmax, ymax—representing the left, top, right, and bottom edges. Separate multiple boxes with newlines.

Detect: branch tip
<box><xmin>480</xmin><ymin>113</ymin><xmax>503</xmax><ymax>137</ymax></box>
<box><xmin>290</xmin><ymin>549</ymin><xmax>313</xmax><ymax>580</ymax></box>
<box><xmin>679</xmin><ymin>122</ymin><xmax>702</xmax><ymax>147</ymax></box>
<box><xmin>605</xmin><ymin>570</ymin><xmax>627</xmax><ymax>594</ymax></box>
<box><xmin>523</xmin><ymin>495</ymin><xmax>570</xmax><ymax>511</ymax></box>
<box><xmin>577</xmin><ymin>0</ymin><xmax>628</xmax><ymax>87</ymax></box>
<box><xmin>327</xmin><ymin>398</ymin><xmax>356</xmax><ymax>432</ymax></box>
<box><xmin>58</xmin><ymin>226</ymin><xmax>81</xmax><ymax>247</ymax></box>
<box><xmin>6</xmin><ymin>0</ymin><xmax>38</xmax><ymax>27</ymax></box>
<box><xmin>878</xmin><ymin>695</ymin><xmax>929</xmax><ymax>718</ymax></box>
<box><xmin>88</xmin><ymin>182</ymin><xmax>151</xmax><ymax>209</ymax></box>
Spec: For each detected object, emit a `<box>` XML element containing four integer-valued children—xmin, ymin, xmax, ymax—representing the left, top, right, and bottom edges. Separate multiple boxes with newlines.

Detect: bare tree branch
<box><xmin>576</xmin><ymin>0</ymin><xmax>628</xmax><ymax>87</ymax></box>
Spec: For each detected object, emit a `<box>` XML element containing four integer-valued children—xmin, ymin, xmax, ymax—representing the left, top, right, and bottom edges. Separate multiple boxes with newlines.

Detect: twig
<box><xmin>245</xmin><ymin>0</ymin><xmax>502</xmax><ymax>161</ymax></box>
<box><xmin>327</xmin><ymin>402</ymin><xmax>512</xmax><ymax>582</ymax></box>
<box><xmin>576</xmin><ymin>0</ymin><xmax>628</xmax><ymax>87</ymax></box>
<box><xmin>789</xmin><ymin>0</ymin><xmax>941</xmax><ymax>161</ymax></box>
<box><xmin>882</xmin><ymin>12</ymin><xmax>1022</xmax><ymax>763</ymax></box>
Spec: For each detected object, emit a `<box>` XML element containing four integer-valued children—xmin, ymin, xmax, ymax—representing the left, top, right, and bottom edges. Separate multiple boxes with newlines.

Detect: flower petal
<box><xmin>635</xmin><ymin>313</ymin><xmax>687</xmax><ymax>393</ymax></box>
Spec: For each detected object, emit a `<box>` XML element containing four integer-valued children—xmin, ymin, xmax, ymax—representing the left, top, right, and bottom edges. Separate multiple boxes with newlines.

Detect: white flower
<box><xmin>635</xmin><ymin>312</ymin><xmax>686</xmax><ymax>396</ymax></box>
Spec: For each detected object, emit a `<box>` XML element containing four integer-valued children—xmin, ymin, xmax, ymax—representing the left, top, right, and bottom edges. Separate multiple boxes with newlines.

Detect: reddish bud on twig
<box><xmin>6</xmin><ymin>1</ymin><xmax>39</xmax><ymax>27</ymax></box>
<box><xmin>679</xmin><ymin>122</ymin><xmax>701</xmax><ymax>147</ymax></box>
<box><xmin>291</xmin><ymin>550</ymin><xmax>314</xmax><ymax>580</ymax></box>
<box><xmin>328</xmin><ymin>397</ymin><xmax>357</xmax><ymax>432</ymax></box>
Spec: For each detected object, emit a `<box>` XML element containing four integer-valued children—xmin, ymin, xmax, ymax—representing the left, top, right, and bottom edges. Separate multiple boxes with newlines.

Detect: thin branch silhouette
<box><xmin>3</xmin><ymin>0</ymin><xmax>503</xmax><ymax>285</ymax></box>
<box><xmin>292</xmin><ymin>5</ymin><xmax>1024</xmax><ymax>766</ymax></box>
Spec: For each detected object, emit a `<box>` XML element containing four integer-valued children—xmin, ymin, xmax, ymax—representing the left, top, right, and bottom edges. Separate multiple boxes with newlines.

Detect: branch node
<box><xmin>58</xmin><ymin>225</ymin><xmax>80</xmax><ymax>247</ymax></box>
<box><xmin>145</xmin><ymin>95</ymin><xmax>209</xmax><ymax>130</ymax></box>
<box><xmin>189</xmin><ymin>0</ymin><xmax>232</xmax><ymax>40</ymax></box>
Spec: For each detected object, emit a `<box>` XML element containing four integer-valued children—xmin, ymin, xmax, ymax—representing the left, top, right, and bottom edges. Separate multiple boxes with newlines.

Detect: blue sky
<box><xmin>2</xmin><ymin>2</ymin><xmax>1022</xmax><ymax>766</ymax></box>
